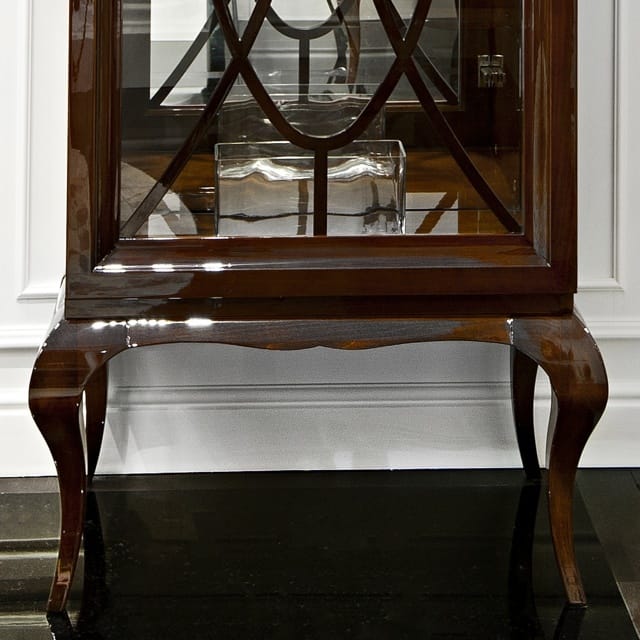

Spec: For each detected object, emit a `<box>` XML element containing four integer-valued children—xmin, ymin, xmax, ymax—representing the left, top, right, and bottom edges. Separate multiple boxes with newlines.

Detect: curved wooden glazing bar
<box><xmin>29</xmin><ymin>293</ymin><xmax>607</xmax><ymax>611</ymax></box>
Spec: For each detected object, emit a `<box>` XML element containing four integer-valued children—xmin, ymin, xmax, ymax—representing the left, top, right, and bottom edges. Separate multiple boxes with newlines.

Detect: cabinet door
<box><xmin>117</xmin><ymin>0</ymin><xmax>523</xmax><ymax>240</ymax></box>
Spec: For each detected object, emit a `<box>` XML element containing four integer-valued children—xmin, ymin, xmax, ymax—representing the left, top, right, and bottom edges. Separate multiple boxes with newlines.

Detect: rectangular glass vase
<box><xmin>214</xmin><ymin>140</ymin><xmax>406</xmax><ymax>237</ymax></box>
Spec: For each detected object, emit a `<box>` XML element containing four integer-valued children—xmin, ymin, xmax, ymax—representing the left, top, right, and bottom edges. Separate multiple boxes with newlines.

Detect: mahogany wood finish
<box><xmin>30</xmin><ymin>305</ymin><xmax>606</xmax><ymax>610</ymax></box>
<box><xmin>29</xmin><ymin>0</ymin><xmax>607</xmax><ymax>614</ymax></box>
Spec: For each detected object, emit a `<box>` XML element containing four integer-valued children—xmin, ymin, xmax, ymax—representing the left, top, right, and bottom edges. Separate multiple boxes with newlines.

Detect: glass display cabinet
<box><xmin>29</xmin><ymin>0</ymin><xmax>608</xmax><ymax>613</ymax></box>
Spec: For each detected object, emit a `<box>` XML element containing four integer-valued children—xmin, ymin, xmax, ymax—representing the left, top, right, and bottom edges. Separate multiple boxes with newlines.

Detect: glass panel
<box><xmin>119</xmin><ymin>0</ymin><xmax>523</xmax><ymax>239</ymax></box>
<box><xmin>219</xmin><ymin>84</ymin><xmax>386</xmax><ymax>140</ymax></box>
<box><xmin>215</xmin><ymin>140</ymin><xmax>405</xmax><ymax>236</ymax></box>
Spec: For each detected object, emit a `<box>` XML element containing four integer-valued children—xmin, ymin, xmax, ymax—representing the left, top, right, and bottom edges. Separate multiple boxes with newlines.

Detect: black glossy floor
<box><xmin>1</xmin><ymin>469</ymin><xmax>639</xmax><ymax>639</ymax></box>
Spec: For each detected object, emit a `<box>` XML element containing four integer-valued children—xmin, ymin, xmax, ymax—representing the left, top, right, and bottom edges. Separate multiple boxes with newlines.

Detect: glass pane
<box><xmin>119</xmin><ymin>0</ymin><xmax>523</xmax><ymax>239</ymax></box>
<box><xmin>215</xmin><ymin>140</ymin><xmax>405</xmax><ymax>236</ymax></box>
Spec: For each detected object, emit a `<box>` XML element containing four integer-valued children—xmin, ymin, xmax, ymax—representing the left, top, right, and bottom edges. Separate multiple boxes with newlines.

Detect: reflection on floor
<box><xmin>0</xmin><ymin>470</ymin><xmax>638</xmax><ymax>639</ymax></box>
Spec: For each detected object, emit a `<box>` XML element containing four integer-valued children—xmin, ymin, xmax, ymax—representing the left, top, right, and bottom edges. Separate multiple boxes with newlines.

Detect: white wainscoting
<box><xmin>0</xmin><ymin>0</ymin><xmax>638</xmax><ymax>477</ymax></box>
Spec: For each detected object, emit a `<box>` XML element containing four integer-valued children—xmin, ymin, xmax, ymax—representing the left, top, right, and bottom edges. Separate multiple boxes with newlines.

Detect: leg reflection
<box><xmin>553</xmin><ymin>605</ymin><xmax>585</xmax><ymax>640</ymax></box>
<box><xmin>47</xmin><ymin>611</ymin><xmax>75</xmax><ymax>640</ymax></box>
<box><xmin>46</xmin><ymin>477</ymin><xmax>591</xmax><ymax>638</ymax></box>
<box><xmin>47</xmin><ymin>492</ymin><xmax>107</xmax><ymax>639</ymax></box>
<box><xmin>509</xmin><ymin>480</ymin><xmax>543</xmax><ymax>638</ymax></box>
<box><xmin>76</xmin><ymin>491</ymin><xmax>108</xmax><ymax>637</ymax></box>
<box><xmin>508</xmin><ymin>479</ymin><xmax>586</xmax><ymax>640</ymax></box>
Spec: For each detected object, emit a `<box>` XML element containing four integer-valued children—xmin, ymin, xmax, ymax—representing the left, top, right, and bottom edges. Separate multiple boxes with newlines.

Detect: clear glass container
<box><xmin>215</xmin><ymin>140</ymin><xmax>405</xmax><ymax>236</ymax></box>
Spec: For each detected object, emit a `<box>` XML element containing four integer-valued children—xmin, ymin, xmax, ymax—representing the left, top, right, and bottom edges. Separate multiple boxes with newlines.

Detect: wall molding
<box><xmin>16</xmin><ymin>286</ymin><xmax>59</xmax><ymax>303</ymax></box>
<box><xmin>577</xmin><ymin>0</ymin><xmax>621</xmax><ymax>288</ymax></box>
<box><xmin>0</xmin><ymin>391</ymin><xmax>29</xmax><ymax>412</ymax></box>
<box><xmin>587</xmin><ymin>319</ymin><xmax>640</xmax><ymax>340</ymax></box>
<box><xmin>15</xmin><ymin>0</ymin><xmax>35</xmax><ymax>302</ymax></box>
<box><xmin>578</xmin><ymin>278</ymin><xmax>624</xmax><ymax>293</ymax></box>
<box><xmin>5</xmin><ymin>378</ymin><xmax>639</xmax><ymax>476</ymax></box>
<box><xmin>611</xmin><ymin>0</ymin><xmax>623</xmax><ymax>286</ymax></box>
<box><xmin>0</xmin><ymin>326</ymin><xmax>46</xmax><ymax>351</ymax></box>
<box><xmin>15</xmin><ymin>0</ymin><xmax>66</xmax><ymax>303</ymax></box>
<box><xmin>110</xmin><ymin>381</ymin><xmax>514</xmax><ymax>411</ymax></box>
<box><xmin>106</xmin><ymin>379</ymin><xmax>639</xmax><ymax>412</ymax></box>
<box><xmin>8</xmin><ymin>378</ymin><xmax>638</xmax><ymax>414</ymax></box>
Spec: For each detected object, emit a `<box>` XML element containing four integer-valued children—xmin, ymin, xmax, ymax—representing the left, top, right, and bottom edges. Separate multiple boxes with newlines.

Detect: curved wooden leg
<box><xmin>512</xmin><ymin>312</ymin><xmax>608</xmax><ymax>605</ymax></box>
<box><xmin>29</xmin><ymin>391</ymin><xmax>86</xmax><ymax>612</ymax></box>
<box><xmin>85</xmin><ymin>364</ymin><xmax>109</xmax><ymax>483</ymax></box>
<box><xmin>545</xmin><ymin>396</ymin><xmax>600</xmax><ymax>605</ymax></box>
<box><xmin>510</xmin><ymin>348</ymin><xmax>541</xmax><ymax>480</ymax></box>
<box><xmin>29</xmin><ymin>313</ymin><xmax>126</xmax><ymax>613</ymax></box>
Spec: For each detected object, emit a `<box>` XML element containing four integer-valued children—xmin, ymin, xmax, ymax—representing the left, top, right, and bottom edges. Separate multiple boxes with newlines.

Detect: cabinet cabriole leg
<box><xmin>547</xmin><ymin>396</ymin><xmax>603</xmax><ymax>605</ymax></box>
<box><xmin>29</xmin><ymin>315</ymin><xmax>126</xmax><ymax>613</ymax></box>
<box><xmin>512</xmin><ymin>313</ymin><xmax>608</xmax><ymax>605</ymax></box>
<box><xmin>29</xmin><ymin>391</ymin><xmax>86</xmax><ymax>612</ymax></box>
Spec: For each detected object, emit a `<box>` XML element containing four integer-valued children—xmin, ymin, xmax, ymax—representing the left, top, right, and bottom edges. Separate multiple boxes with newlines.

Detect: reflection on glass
<box><xmin>219</xmin><ymin>85</ymin><xmax>385</xmax><ymax>141</ymax></box>
<box><xmin>215</xmin><ymin>140</ymin><xmax>405</xmax><ymax>236</ymax></box>
<box><xmin>120</xmin><ymin>0</ymin><xmax>523</xmax><ymax>239</ymax></box>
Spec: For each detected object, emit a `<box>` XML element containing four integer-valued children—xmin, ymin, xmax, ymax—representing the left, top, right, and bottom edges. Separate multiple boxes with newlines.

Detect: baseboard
<box><xmin>3</xmin><ymin>377</ymin><xmax>639</xmax><ymax>477</ymax></box>
<box><xmin>71</xmin><ymin>381</ymin><xmax>640</xmax><ymax>473</ymax></box>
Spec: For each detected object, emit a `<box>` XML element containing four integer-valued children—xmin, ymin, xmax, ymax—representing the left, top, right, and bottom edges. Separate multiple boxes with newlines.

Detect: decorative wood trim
<box><xmin>1</xmin><ymin>315</ymin><xmax>640</xmax><ymax>352</ymax></box>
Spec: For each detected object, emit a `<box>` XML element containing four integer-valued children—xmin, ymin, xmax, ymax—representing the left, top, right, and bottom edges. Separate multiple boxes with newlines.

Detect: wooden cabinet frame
<box><xmin>30</xmin><ymin>0</ymin><xmax>607</xmax><ymax>613</ymax></box>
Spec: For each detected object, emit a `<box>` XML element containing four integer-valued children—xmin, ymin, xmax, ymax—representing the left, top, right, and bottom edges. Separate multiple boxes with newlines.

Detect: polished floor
<box><xmin>0</xmin><ymin>469</ymin><xmax>638</xmax><ymax>639</ymax></box>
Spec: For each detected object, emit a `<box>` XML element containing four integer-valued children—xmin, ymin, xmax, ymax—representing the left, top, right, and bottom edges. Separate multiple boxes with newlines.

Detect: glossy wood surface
<box><xmin>28</xmin><ymin>0</ymin><xmax>606</xmax><ymax>616</ymax></box>
<box><xmin>30</xmin><ymin>294</ymin><xmax>607</xmax><ymax>610</ymax></box>
<box><xmin>63</xmin><ymin>0</ymin><xmax>576</xmax><ymax>309</ymax></box>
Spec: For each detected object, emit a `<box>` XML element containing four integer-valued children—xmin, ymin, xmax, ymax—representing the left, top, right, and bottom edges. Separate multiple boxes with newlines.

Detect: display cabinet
<box><xmin>29</xmin><ymin>0</ymin><xmax>607</xmax><ymax>613</ymax></box>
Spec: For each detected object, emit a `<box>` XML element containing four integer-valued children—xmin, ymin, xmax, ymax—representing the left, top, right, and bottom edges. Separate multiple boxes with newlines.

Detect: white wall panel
<box><xmin>577</xmin><ymin>0</ymin><xmax>618</xmax><ymax>288</ymax></box>
<box><xmin>0</xmin><ymin>0</ymin><xmax>638</xmax><ymax>477</ymax></box>
<box><xmin>16</xmin><ymin>0</ymin><xmax>67</xmax><ymax>301</ymax></box>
